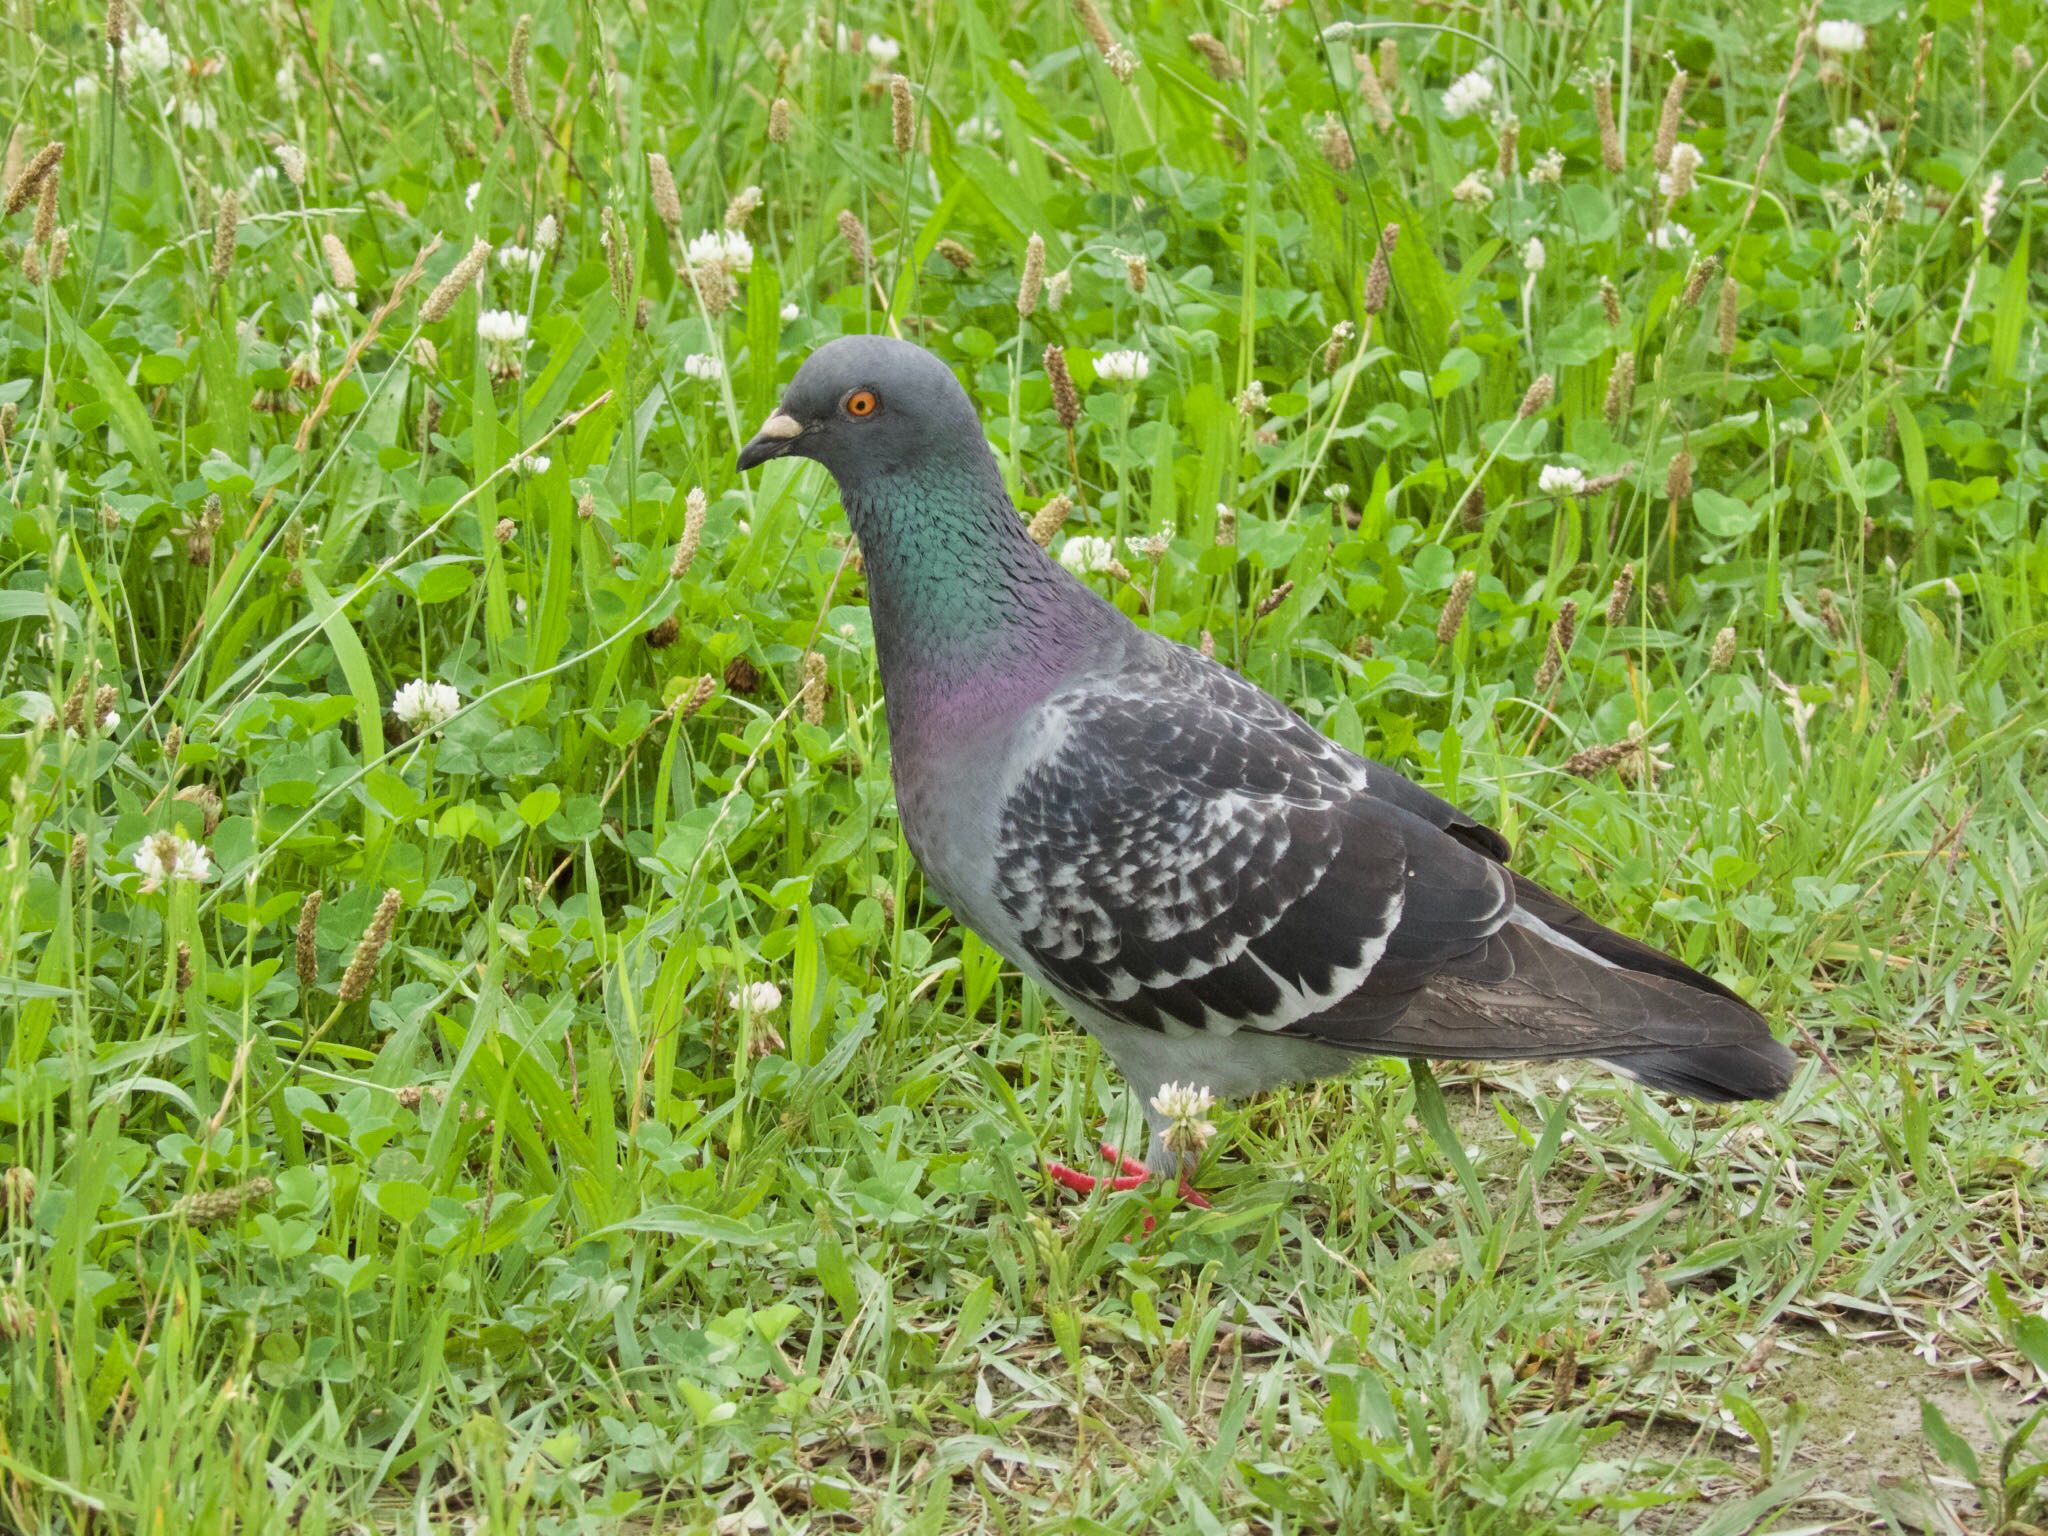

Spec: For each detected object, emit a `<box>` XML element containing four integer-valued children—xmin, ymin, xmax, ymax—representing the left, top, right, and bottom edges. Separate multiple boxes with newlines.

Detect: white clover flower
<box><xmin>1649</xmin><ymin>222</ymin><xmax>1694</xmax><ymax>250</ymax></box>
<box><xmin>69</xmin><ymin>75</ymin><xmax>99</xmax><ymax>102</ymax></box>
<box><xmin>1831</xmin><ymin>116</ymin><xmax>1883</xmax><ymax>157</ymax></box>
<box><xmin>1658</xmin><ymin>141</ymin><xmax>1704</xmax><ymax>198</ymax></box>
<box><xmin>534</xmin><ymin>214</ymin><xmax>559</xmax><ymax>251</ymax></box>
<box><xmin>119</xmin><ymin>20</ymin><xmax>174</xmax><ymax>79</ymax></box>
<box><xmin>173</xmin><ymin>98</ymin><xmax>218</xmax><ymax>132</ymax></box>
<box><xmin>477</xmin><ymin>308</ymin><xmax>530</xmax><ymax>376</ymax></box>
<box><xmin>514</xmin><ymin>452</ymin><xmax>550</xmax><ymax>476</ymax></box>
<box><xmin>957</xmin><ymin>114</ymin><xmax>1000</xmax><ymax>144</ymax></box>
<box><xmin>1124</xmin><ymin>525</ymin><xmax>1173</xmax><ymax>561</ymax></box>
<box><xmin>1451</xmin><ymin>172</ymin><xmax>1494</xmax><ymax>206</ymax></box>
<box><xmin>245</xmin><ymin>164</ymin><xmax>280</xmax><ymax>195</ymax></box>
<box><xmin>864</xmin><ymin>33</ymin><xmax>902</xmax><ymax>66</ymax></box>
<box><xmin>133</xmin><ymin>830</ymin><xmax>211</xmax><ymax>893</ymax></box>
<box><xmin>477</xmin><ymin>310</ymin><xmax>529</xmax><ymax>343</ymax></box>
<box><xmin>1155</xmin><ymin>1089</ymin><xmax>1212</xmax><ymax>1122</ymax></box>
<box><xmin>1980</xmin><ymin>172</ymin><xmax>2005</xmax><ymax>231</ymax></box>
<box><xmin>496</xmin><ymin>243</ymin><xmax>542</xmax><ymax>274</ymax></box>
<box><xmin>1095</xmin><ymin>349</ymin><xmax>1150</xmax><ymax>383</ymax></box>
<box><xmin>1058</xmin><ymin>535</ymin><xmax>1118</xmax><ymax>575</ymax></box>
<box><xmin>1150</xmin><ymin>1081</ymin><xmax>1217</xmax><ymax>1160</ymax></box>
<box><xmin>1623</xmin><ymin>720</ymin><xmax>1674</xmax><ymax>779</ymax></box>
<box><xmin>77</xmin><ymin>691</ymin><xmax>120</xmax><ymax>735</ymax></box>
<box><xmin>683</xmin><ymin>352</ymin><xmax>723</xmax><ymax>382</ymax></box>
<box><xmin>1522</xmin><ymin>235</ymin><xmax>1547</xmax><ymax>272</ymax></box>
<box><xmin>1539</xmin><ymin>465</ymin><xmax>1587</xmax><ymax>495</ymax></box>
<box><xmin>311</xmin><ymin>291</ymin><xmax>352</xmax><ymax>326</ymax></box>
<box><xmin>365</xmin><ymin>50</ymin><xmax>389</xmax><ymax>73</ymax></box>
<box><xmin>463</xmin><ymin>181</ymin><xmax>481</xmax><ymax>211</ymax></box>
<box><xmin>778</xmin><ymin>301</ymin><xmax>800</xmax><ymax>323</ymax></box>
<box><xmin>1441</xmin><ymin>69</ymin><xmax>1494</xmax><ymax>119</ymax></box>
<box><xmin>684</xmin><ymin>231</ymin><xmax>724</xmax><ymax>269</ymax></box>
<box><xmin>685</xmin><ymin>228</ymin><xmax>753</xmax><ymax>274</ymax></box>
<box><xmin>1325</xmin><ymin>482</ymin><xmax>1350</xmax><ymax>502</ymax></box>
<box><xmin>393</xmin><ymin>678</ymin><xmax>460</xmax><ymax>733</ymax></box>
<box><xmin>1530</xmin><ymin>147</ymin><xmax>1565</xmax><ymax>184</ymax></box>
<box><xmin>1815</xmin><ymin>19</ymin><xmax>1867</xmax><ymax>54</ymax></box>
<box><xmin>729</xmin><ymin>980</ymin><xmax>783</xmax><ymax>1013</ymax></box>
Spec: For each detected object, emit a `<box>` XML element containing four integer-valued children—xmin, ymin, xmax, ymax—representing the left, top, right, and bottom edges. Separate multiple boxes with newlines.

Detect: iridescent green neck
<box><xmin>846</xmin><ymin>472</ymin><xmax>1015</xmax><ymax>636</ymax></box>
<box><xmin>840</xmin><ymin>462</ymin><xmax>1109</xmax><ymax>737</ymax></box>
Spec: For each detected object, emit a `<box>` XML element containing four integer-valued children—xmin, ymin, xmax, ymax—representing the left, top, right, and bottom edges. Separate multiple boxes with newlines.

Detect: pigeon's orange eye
<box><xmin>845</xmin><ymin>388</ymin><xmax>879</xmax><ymax>418</ymax></box>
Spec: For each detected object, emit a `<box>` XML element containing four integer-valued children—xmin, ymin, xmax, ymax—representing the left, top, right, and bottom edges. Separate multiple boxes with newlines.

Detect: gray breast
<box><xmin>891</xmin><ymin>714</ymin><xmax>1039</xmax><ymax>948</ymax></box>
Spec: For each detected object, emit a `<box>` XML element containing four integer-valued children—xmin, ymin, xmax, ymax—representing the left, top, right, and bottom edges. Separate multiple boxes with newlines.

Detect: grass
<box><xmin>1</xmin><ymin>0</ymin><xmax>2045</xmax><ymax>1528</ymax></box>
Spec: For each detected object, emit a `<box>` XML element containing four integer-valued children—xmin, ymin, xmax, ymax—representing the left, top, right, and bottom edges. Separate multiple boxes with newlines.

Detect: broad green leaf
<box><xmin>372</xmin><ymin>1179</ymin><xmax>432</xmax><ymax>1225</ymax></box>
<box><xmin>0</xmin><ymin>590</ymin><xmax>79</xmax><ymax>630</ymax></box>
<box><xmin>1990</xmin><ymin>222</ymin><xmax>2032</xmax><ymax>383</ymax></box>
<box><xmin>1919</xmin><ymin>1398</ymin><xmax>1981</xmax><ymax>1481</ymax></box>
<box><xmin>1694</xmin><ymin>488</ymin><xmax>1761</xmax><ymax>537</ymax></box>
<box><xmin>55</xmin><ymin>309</ymin><xmax>170</xmax><ymax>495</ymax></box>
<box><xmin>516</xmin><ymin>786</ymin><xmax>562</xmax><ymax>827</ymax></box>
<box><xmin>299</xmin><ymin>567</ymin><xmax>388</xmax><ymax>829</ymax></box>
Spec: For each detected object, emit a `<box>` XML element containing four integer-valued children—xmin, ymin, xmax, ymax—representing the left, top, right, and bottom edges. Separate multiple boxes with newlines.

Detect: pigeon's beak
<box><xmin>736</xmin><ymin>410</ymin><xmax>804</xmax><ymax>472</ymax></box>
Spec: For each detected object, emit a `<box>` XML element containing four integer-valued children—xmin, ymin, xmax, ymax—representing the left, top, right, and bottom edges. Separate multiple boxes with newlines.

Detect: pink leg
<box><xmin>1042</xmin><ymin>1158</ymin><xmax>1148</xmax><ymax>1195</ymax></box>
<box><xmin>1098</xmin><ymin>1142</ymin><xmax>1212</xmax><ymax>1206</ymax></box>
<box><xmin>1098</xmin><ymin>1141</ymin><xmax>1149</xmax><ymax>1179</ymax></box>
<box><xmin>1042</xmin><ymin>1143</ymin><xmax>1213</xmax><ymax>1208</ymax></box>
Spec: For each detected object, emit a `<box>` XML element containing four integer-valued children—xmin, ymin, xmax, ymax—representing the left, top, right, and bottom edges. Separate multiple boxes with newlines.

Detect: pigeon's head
<box><xmin>735</xmin><ymin>335</ymin><xmax>993</xmax><ymax>491</ymax></box>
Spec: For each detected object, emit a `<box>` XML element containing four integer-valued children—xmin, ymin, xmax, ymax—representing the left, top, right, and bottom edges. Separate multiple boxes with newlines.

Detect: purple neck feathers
<box><xmin>840</xmin><ymin>462</ymin><xmax>1117</xmax><ymax>755</ymax></box>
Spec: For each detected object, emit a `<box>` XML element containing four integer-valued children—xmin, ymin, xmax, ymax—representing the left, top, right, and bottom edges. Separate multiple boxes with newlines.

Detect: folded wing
<box><xmin>992</xmin><ymin>643</ymin><xmax>1795</xmax><ymax>1101</ymax></box>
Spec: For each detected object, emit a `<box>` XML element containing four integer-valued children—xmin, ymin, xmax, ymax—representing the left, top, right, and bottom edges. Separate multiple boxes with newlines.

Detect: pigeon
<box><xmin>738</xmin><ymin>335</ymin><xmax>1797</xmax><ymax>1200</ymax></box>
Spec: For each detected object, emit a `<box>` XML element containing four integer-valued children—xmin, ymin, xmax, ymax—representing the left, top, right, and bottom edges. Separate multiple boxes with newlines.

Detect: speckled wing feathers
<box><xmin>991</xmin><ymin>640</ymin><xmax>1791</xmax><ymax>1092</ymax></box>
<box><xmin>993</xmin><ymin>643</ymin><xmax>1514</xmax><ymax>1039</ymax></box>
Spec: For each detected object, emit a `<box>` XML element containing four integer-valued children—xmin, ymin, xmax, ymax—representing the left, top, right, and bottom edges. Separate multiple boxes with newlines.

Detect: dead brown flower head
<box><xmin>1188</xmin><ymin>32</ymin><xmax>1239</xmax><ymax>81</ymax></box>
<box><xmin>1437</xmin><ymin>570</ymin><xmax>1476</xmax><ymax>645</ymax></box>
<box><xmin>338</xmin><ymin>888</ymin><xmax>401</xmax><ymax>1003</ymax></box>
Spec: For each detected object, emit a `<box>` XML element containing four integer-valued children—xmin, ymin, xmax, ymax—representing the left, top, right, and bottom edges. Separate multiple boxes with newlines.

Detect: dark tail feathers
<box><xmin>1601</xmin><ymin>1037</ymin><xmax>1798</xmax><ymax>1103</ymax></box>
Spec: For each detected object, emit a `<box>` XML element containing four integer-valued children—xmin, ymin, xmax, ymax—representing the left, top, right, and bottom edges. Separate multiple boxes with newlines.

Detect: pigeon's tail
<box><xmin>1599</xmin><ymin>1039</ymin><xmax>1797</xmax><ymax>1103</ymax></box>
<box><xmin>1321</xmin><ymin>872</ymin><xmax>1798</xmax><ymax>1104</ymax></box>
<box><xmin>1506</xmin><ymin>872</ymin><xmax>1798</xmax><ymax>1103</ymax></box>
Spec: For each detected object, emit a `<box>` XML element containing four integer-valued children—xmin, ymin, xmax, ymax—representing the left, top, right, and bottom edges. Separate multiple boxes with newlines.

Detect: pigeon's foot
<box><xmin>1043</xmin><ymin>1143</ymin><xmax>1149</xmax><ymax>1197</ymax></box>
<box><xmin>1042</xmin><ymin>1142</ymin><xmax>1211</xmax><ymax>1208</ymax></box>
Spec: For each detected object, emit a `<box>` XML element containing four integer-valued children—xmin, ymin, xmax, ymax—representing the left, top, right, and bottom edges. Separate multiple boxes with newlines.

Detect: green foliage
<box><xmin>0</xmin><ymin>0</ymin><xmax>2043</xmax><ymax>1528</ymax></box>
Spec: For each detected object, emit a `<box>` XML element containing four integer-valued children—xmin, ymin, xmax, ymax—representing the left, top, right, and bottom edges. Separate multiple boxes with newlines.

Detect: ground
<box><xmin>1</xmin><ymin>0</ymin><xmax>2045</xmax><ymax>1530</ymax></box>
